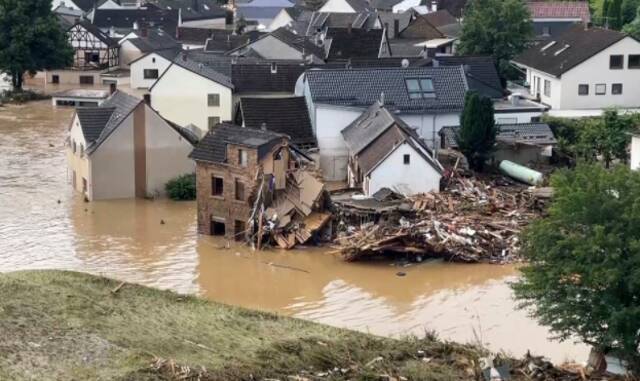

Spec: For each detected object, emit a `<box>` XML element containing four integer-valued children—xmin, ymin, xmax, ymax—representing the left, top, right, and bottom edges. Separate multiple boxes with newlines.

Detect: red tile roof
<box><xmin>527</xmin><ymin>1</ymin><xmax>591</xmax><ymax>23</ymax></box>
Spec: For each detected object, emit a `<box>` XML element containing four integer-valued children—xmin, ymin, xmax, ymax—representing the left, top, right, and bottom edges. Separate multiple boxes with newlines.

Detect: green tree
<box><xmin>512</xmin><ymin>164</ymin><xmax>640</xmax><ymax>372</ymax></box>
<box><xmin>621</xmin><ymin>0</ymin><xmax>639</xmax><ymax>24</ymax></box>
<box><xmin>607</xmin><ymin>0</ymin><xmax>623</xmax><ymax>29</ymax></box>
<box><xmin>623</xmin><ymin>5</ymin><xmax>640</xmax><ymax>38</ymax></box>
<box><xmin>601</xmin><ymin>0</ymin><xmax>610</xmax><ymax>25</ymax></box>
<box><xmin>0</xmin><ymin>0</ymin><xmax>73</xmax><ymax>90</ymax></box>
<box><xmin>575</xmin><ymin>110</ymin><xmax>632</xmax><ymax>167</ymax></box>
<box><xmin>456</xmin><ymin>91</ymin><xmax>497</xmax><ymax>171</ymax></box>
<box><xmin>165</xmin><ymin>174</ymin><xmax>196</xmax><ymax>201</ymax></box>
<box><xmin>457</xmin><ymin>0</ymin><xmax>532</xmax><ymax>77</ymax></box>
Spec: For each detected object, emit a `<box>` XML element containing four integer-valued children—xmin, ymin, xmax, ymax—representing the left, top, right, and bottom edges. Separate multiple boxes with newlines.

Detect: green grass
<box><xmin>0</xmin><ymin>270</ymin><xmax>491</xmax><ymax>380</ymax></box>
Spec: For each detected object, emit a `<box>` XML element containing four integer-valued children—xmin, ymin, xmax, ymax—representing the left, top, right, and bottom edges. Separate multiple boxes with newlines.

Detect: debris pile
<box><xmin>333</xmin><ymin>173</ymin><xmax>548</xmax><ymax>263</ymax></box>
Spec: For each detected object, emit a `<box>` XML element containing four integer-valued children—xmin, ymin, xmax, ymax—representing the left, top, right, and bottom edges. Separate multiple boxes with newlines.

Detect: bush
<box><xmin>165</xmin><ymin>173</ymin><xmax>196</xmax><ymax>201</ymax></box>
<box><xmin>0</xmin><ymin>89</ymin><xmax>49</xmax><ymax>104</ymax></box>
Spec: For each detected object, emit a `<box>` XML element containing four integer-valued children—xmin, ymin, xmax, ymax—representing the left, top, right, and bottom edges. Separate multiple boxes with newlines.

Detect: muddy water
<box><xmin>0</xmin><ymin>99</ymin><xmax>588</xmax><ymax>363</ymax></box>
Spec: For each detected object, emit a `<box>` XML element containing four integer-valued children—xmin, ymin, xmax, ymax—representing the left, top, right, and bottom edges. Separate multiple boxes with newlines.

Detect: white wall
<box><xmin>182</xmin><ymin>18</ymin><xmax>226</xmax><ymax>28</ymax></box>
<box><xmin>144</xmin><ymin>105</ymin><xmax>195</xmax><ymax>197</ymax></box>
<box><xmin>119</xmin><ymin>39</ymin><xmax>143</xmax><ymax>68</ymax></box>
<box><xmin>313</xmin><ymin>104</ymin><xmax>362</xmax><ymax>181</ymax></box>
<box><xmin>130</xmin><ymin>53</ymin><xmax>172</xmax><ymax>89</ymax></box>
<box><xmin>90</xmin><ymin>113</ymin><xmax>136</xmax><ymax>200</ymax></box>
<box><xmin>559</xmin><ymin>37</ymin><xmax>640</xmax><ymax>110</ymax></box>
<box><xmin>527</xmin><ymin>69</ymin><xmax>562</xmax><ymax>109</ymax></box>
<box><xmin>268</xmin><ymin>10</ymin><xmax>293</xmax><ymax>31</ymax></box>
<box><xmin>631</xmin><ymin>135</ymin><xmax>640</xmax><ymax>171</ymax></box>
<box><xmin>367</xmin><ymin>142</ymin><xmax>441</xmax><ymax>196</ymax></box>
<box><xmin>151</xmin><ymin>63</ymin><xmax>233</xmax><ymax>135</ymax></box>
<box><xmin>67</xmin><ymin>114</ymin><xmax>91</xmax><ymax>197</ymax></box>
<box><xmin>319</xmin><ymin>0</ymin><xmax>356</xmax><ymax>13</ymax></box>
<box><xmin>401</xmin><ymin>112</ymin><xmax>460</xmax><ymax>148</ymax></box>
<box><xmin>494</xmin><ymin>110</ymin><xmax>543</xmax><ymax>124</ymax></box>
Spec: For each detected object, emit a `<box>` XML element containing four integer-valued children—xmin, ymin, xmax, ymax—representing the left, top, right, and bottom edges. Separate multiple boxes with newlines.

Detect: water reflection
<box><xmin>0</xmin><ymin>100</ymin><xmax>588</xmax><ymax>363</ymax></box>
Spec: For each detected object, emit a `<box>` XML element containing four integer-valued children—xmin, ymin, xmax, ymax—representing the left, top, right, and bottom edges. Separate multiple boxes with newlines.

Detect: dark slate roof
<box><xmin>71</xmin><ymin>21</ymin><xmax>119</xmax><ymax>47</ymax></box>
<box><xmin>76</xmin><ymin>107</ymin><xmax>115</xmax><ymax>143</ymax></box>
<box><xmin>325</xmin><ymin>28</ymin><xmax>384</xmax><ymax>59</ymax></box>
<box><xmin>422</xmin><ymin>9</ymin><xmax>457</xmax><ymax>27</ymax></box>
<box><xmin>342</xmin><ymin>100</ymin><xmax>411</xmax><ymax>154</ymax></box>
<box><xmin>512</xmin><ymin>25</ymin><xmax>627</xmax><ymax>77</ymax></box>
<box><xmin>307</xmin><ymin>11</ymin><xmax>379</xmax><ymax>31</ymax></box>
<box><xmin>164</xmin><ymin>119</ymin><xmax>200</xmax><ymax>145</ymax></box>
<box><xmin>232</xmin><ymin>61</ymin><xmax>306</xmax><ymax>92</ymax></box>
<box><xmin>433</xmin><ymin>55</ymin><xmax>503</xmax><ymax>99</ymax></box>
<box><xmin>204</xmin><ymin>32</ymin><xmax>255</xmax><ymax>52</ymax></box>
<box><xmin>127</xmin><ymin>30</ymin><xmax>181</xmax><ymax>52</ymax></box>
<box><xmin>153</xmin><ymin>52</ymin><xmax>234</xmax><ymax>89</ymax></box>
<box><xmin>388</xmin><ymin>39</ymin><xmax>426</xmax><ymax>57</ymax></box>
<box><xmin>305</xmin><ymin>66</ymin><xmax>468</xmax><ymax>112</ymax></box>
<box><xmin>269</xmin><ymin>27</ymin><xmax>326</xmax><ymax>59</ymax></box>
<box><xmin>439</xmin><ymin>123</ymin><xmax>557</xmax><ymax>148</ymax></box>
<box><xmin>73</xmin><ymin>0</ymin><xmax>103</xmax><ymax>12</ymax></box>
<box><xmin>189</xmin><ymin>123</ymin><xmax>286</xmax><ymax>163</ymax></box>
<box><xmin>434</xmin><ymin>0</ymin><xmax>466</xmax><ymax>18</ymax></box>
<box><xmin>177</xmin><ymin>26</ymin><xmax>213</xmax><ymax>44</ymax></box>
<box><xmin>146</xmin><ymin>0</ymin><xmax>226</xmax><ymax>21</ymax></box>
<box><xmin>239</xmin><ymin>97</ymin><xmax>316</xmax><ymax>148</ymax></box>
<box><xmin>370</xmin><ymin>0</ymin><xmax>403</xmax><ymax>11</ymax></box>
<box><xmin>378</xmin><ymin>10</ymin><xmax>413</xmax><ymax>35</ymax></box>
<box><xmin>91</xmin><ymin>8</ymin><xmax>179</xmax><ymax>36</ymax></box>
<box><xmin>344</xmin><ymin>0</ymin><xmax>374</xmax><ymax>12</ymax></box>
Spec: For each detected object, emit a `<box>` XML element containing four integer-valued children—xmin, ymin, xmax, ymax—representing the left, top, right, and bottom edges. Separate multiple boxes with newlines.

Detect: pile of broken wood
<box><xmin>333</xmin><ymin>172</ymin><xmax>549</xmax><ymax>263</ymax></box>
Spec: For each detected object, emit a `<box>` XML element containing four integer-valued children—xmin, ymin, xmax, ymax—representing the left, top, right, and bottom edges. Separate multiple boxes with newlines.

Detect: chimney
<box><xmin>143</xmin><ymin>93</ymin><xmax>151</xmax><ymax>105</ymax></box>
<box><xmin>261</xmin><ymin>122</ymin><xmax>267</xmax><ymax>131</ymax></box>
<box><xmin>379</xmin><ymin>92</ymin><xmax>385</xmax><ymax>106</ymax></box>
<box><xmin>393</xmin><ymin>19</ymin><xmax>399</xmax><ymax>38</ymax></box>
<box><xmin>109</xmin><ymin>82</ymin><xmax>117</xmax><ymax>95</ymax></box>
<box><xmin>133</xmin><ymin>21</ymin><xmax>139</xmax><ymax>30</ymax></box>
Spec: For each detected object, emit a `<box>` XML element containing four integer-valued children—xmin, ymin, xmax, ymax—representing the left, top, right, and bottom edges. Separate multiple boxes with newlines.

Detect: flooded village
<box><xmin>1</xmin><ymin>0</ymin><xmax>640</xmax><ymax>379</ymax></box>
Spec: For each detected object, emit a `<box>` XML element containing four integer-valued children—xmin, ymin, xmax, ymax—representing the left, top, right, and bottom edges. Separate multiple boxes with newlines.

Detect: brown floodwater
<box><xmin>0</xmin><ymin>99</ymin><xmax>589</xmax><ymax>364</ymax></box>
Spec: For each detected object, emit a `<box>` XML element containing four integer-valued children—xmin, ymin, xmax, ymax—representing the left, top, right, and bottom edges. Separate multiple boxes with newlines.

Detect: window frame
<box><xmin>405</xmin><ymin>77</ymin><xmax>435</xmax><ymax>99</ymax></box>
<box><xmin>610</xmin><ymin>54</ymin><xmax>624</xmax><ymax>69</ymax></box>
<box><xmin>578</xmin><ymin>84</ymin><xmax>589</xmax><ymax>96</ymax></box>
<box><xmin>207</xmin><ymin>93</ymin><xmax>220</xmax><ymax>106</ymax></box>
<box><xmin>595</xmin><ymin>83</ymin><xmax>606</xmax><ymax>95</ymax></box>
<box><xmin>211</xmin><ymin>176</ymin><xmax>224</xmax><ymax>197</ymax></box>
<box><xmin>207</xmin><ymin>116</ymin><xmax>220</xmax><ymax>131</ymax></box>
<box><xmin>543</xmin><ymin>79</ymin><xmax>551</xmax><ymax>97</ymax></box>
<box><xmin>612</xmin><ymin>83</ymin><xmax>623</xmax><ymax>95</ymax></box>
<box><xmin>143</xmin><ymin>68</ymin><xmax>159</xmax><ymax>79</ymax></box>
<box><xmin>403</xmin><ymin>154</ymin><xmax>410</xmax><ymax>165</ymax></box>
<box><xmin>238</xmin><ymin>149</ymin><xmax>248</xmax><ymax>167</ymax></box>
<box><xmin>234</xmin><ymin>178</ymin><xmax>245</xmax><ymax>201</ymax></box>
<box><xmin>628</xmin><ymin>54</ymin><xmax>640</xmax><ymax>69</ymax></box>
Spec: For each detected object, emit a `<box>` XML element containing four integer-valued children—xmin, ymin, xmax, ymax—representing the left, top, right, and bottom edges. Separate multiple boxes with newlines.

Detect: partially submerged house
<box><xmin>342</xmin><ymin>101</ymin><xmax>443</xmax><ymax>196</ymax></box>
<box><xmin>301</xmin><ymin>66</ymin><xmax>467</xmax><ymax>180</ymax></box>
<box><xmin>439</xmin><ymin>122</ymin><xmax>557</xmax><ymax>165</ymax></box>
<box><xmin>67</xmin><ymin>89</ymin><xmax>197</xmax><ymax>200</ymax></box>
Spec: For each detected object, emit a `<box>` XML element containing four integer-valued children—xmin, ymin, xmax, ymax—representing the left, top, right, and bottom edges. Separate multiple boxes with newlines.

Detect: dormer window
<box><xmin>405</xmin><ymin>78</ymin><xmax>435</xmax><ymax>99</ymax></box>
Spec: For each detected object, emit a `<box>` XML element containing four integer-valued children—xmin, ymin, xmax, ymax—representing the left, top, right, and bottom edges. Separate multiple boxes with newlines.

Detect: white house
<box><xmin>342</xmin><ymin>101</ymin><xmax>443</xmax><ymax>196</ymax></box>
<box><xmin>318</xmin><ymin>0</ymin><xmax>372</xmax><ymax>13</ymax></box>
<box><xmin>129</xmin><ymin>50</ymin><xmax>177</xmax><ymax>89</ymax></box>
<box><xmin>117</xmin><ymin>29</ymin><xmax>180</xmax><ymax>69</ymax></box>
<box><xmin>149</xmin><ymin>52</ymin><xmax>235</xmax><ymax>135</ymax></box>
<box><xmin>67</xmin><ymin>89</ymin><xmax>197</xmax><ymax>201</ymax></box>
<box><xmin>512</xmin><ymin>25</ymin><xmax>640</xmax><ymax>112</ymax></box>
<box><xmin>301</xmin><ymin>66</ymin><xmax>467</xmax><ymax>181</ymax></box>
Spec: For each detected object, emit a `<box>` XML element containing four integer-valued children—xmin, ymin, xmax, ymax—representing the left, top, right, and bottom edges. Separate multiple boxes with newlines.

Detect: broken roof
<box><xmin>527</xmin><ymin>1</ymin><xmax>591</xmax><ymax>23</ymax></box>
<box><xmin>439</xmin><ymin>123</ymin><xmax>557</xmax><ymax>149</ymax></box>
<box><xmin>189</xmin><ymin>123</ymin><xmax>287</xmax><ymax>164</ymax></box>
<box><xmin>305</xmin><ymin>66</ymin><xmax>468</xmax><ymax>113</ymax></box>
<box><xmin>512</xmin><ymin>25</ymin><xmax>627</xmax><ymax>77</ymax></box>
<box><xmin>238</xmin><ymin>97</ymin><xmax>317</xmax><ymax>148</ymax></box>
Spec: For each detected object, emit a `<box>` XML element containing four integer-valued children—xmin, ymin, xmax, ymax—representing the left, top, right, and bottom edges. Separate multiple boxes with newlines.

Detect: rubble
<box><xmin>332</xmin><ymin>171</ymin><xmax>549</xmax><ymax>263</ymax></box>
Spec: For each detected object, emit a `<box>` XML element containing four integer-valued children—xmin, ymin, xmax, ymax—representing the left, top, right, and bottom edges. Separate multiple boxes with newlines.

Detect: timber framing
<box><xmin>68</xmin><ymin>21</ymin><xmax>119</xmax><ymax>71</ymax></box>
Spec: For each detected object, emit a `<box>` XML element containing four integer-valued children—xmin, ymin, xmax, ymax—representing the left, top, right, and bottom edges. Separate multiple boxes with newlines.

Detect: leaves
<box><xmin>456</xmin><ymin>92</ymin><xmax>497</xmax><ymax>171</ymax></box>
<box><xmin>513</xmin><ymin>164</ymin><xmax>640</xmax><ymax>371</ymax></box>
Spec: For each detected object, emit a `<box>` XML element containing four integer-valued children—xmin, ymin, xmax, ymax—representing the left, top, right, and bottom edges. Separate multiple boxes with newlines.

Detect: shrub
<box><xmin>165</xmin><ymin>173</ymin><xmax>196</xmax><ymax>201</ymax></box>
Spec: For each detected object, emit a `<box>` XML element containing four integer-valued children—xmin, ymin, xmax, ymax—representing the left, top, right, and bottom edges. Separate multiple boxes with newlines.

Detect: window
<box><xmin>210</xmin><ymin>218</ymin><xmax>226</xmax><ymax>236</ymax></box>
<box><xmin>405</xmin><ymin>78</ymin><xmax>435</xmax><ymax>99</ymax></box>
<box><xmin>72</xmin><ymin>170</ymin><xmax>76</xmax><ymax>188</ymax></box>
<box><xmin>235</xmin><ymin>179</ymin><xmax>245</xmax><ymax>201</ymax></box>
<box><xmin>595</xmin><ymin>83</ymin><xmax>606</xmax><ymax>95</ymax></box>
<box><xmin>211</xmin><ymin>176</ymin><xmax>223</xmax><ymax>197</ymax></box>
<box><xmin>52</xmin><ymin>75</ymin><xmax>59</xmax><ymax>84</ymax></box>
<box><xmin>84</xmin><ymin>52</ymin><xmax>99</xmax><ymax>63</ymax></box>
<box><xmin>79</xmin><ymin>76</ymin><xmax>94</xmax><ymax>85</ymax></box>
<box><xmin>578</xmin><ymin>84</ymin><xmax>589</xmax><ymax>95</ymax></box>
<box><xmin>152</xmin><ymin>57</ymin><xmax>156</xmax><ymax>63</ymax></box>
<box><xmin>80</xmin><ymin>144</ymin><xmax>84</xmax><ymax>158</ymax></box>
<box><xmin>610</xmin><ymin>55</ymin><xmax>624</xmax><ymax>69</ymax></box>
<box><xmin>238</xmin><ymin>149</ymin><xmax>248</xmax><ymax>167</ymax></box>
<box><xmin>629</xmin><ymin>54</ymin><xmax>640</xmax><ymax>68</ymax></box>
<box><xmin>270</xmin><ymin>62</ymin><xmax>277</xmax><ymax>73</ymax></box>
<box><xmin>72</xmin><ymin>140</ymin><xmax>77</xmax><ymax>153</ymax></box>
<box><xmin>612</xmin><ymin>83</ymin><xmax>623</xmax><ymax>94</ymax></box>
<box><xmin>208</xmin><ymin>116</ymin><xmax>220</xmax><ymax>131</ymax></box>
<box><xmin>207</xmin><ymin>93</ymin><xmax>220</xmax><ymax>106</ymax></box>
<box><xmin>403</xmin><ymin>154</ymin><xmax>410</xmax><ymax>165</ymax></box>
<box><xmin>234</xmin><ymin>220</ymin><xmax>246</xmax><ymax>241</ymax></box>
<box><xmin>82</xmin><ymin>178</ymin><xmax>87</xmax><ymax>193</ymax></box>
<box><xmin>543</xmin><ymin>79</ymin><xmax>551</xmax><ymax>97</ymax></box>
<box><xmin>143</xmin><ymin>69</ymin><xmax>159</xmax><ymax>79</ymax></box>
<box><xmin>542</xmin><ymin>26</ymin><xmax>550</xmax><ymax>36</ymax></box>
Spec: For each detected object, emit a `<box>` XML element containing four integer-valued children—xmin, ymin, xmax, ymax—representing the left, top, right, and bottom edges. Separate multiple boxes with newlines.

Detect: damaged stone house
<box><xmin>189</xmin><ymin>123</ymin><xmax>326</xmax><ymax>246</ymax></box>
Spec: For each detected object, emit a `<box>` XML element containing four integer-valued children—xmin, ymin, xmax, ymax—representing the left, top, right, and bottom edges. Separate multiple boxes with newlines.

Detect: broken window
<box><xmin>235</xmin><ymin>179</ymin><xmax>245</xmax><ymax>201</ymax></box>
<box><xmin>211</xmin><ymin>176</ymin><xmax>223</xmax><ymax>197</ymax></box>
<box><xmin>238</xmin><ymin>149</ymin><xmax>248</xmax><ymax>167</ymax></box>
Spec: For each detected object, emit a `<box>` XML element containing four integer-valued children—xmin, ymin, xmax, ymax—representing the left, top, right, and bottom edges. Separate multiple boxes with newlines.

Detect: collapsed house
<box><xmin>189</xmin><ymin>123</ymin><xmax>329</xmax><ymax>248</ymax></box>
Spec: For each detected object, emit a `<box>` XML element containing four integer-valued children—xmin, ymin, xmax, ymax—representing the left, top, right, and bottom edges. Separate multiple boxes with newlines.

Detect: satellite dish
<box><xmin>401</xmin><ymin>58</ymin><xmax>410</xmax><ymax>68</ymax></box>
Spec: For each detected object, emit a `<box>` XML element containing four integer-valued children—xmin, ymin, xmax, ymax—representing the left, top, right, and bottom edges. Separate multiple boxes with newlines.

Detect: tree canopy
<box><xmin>512</xmin><ymin>164</ymin><xmax>640</xmax><ymax>372</ymax></box>
<box><xmin>456</xmin><ymin>0</ymin><xmax>532</xmax><ymax>77</ymax></box>
<box><xmin>623</xmin><ymin>5</ymin><xmax>640</xmax><ymax>39</ymax></box>
<box><xmin>0</xmin><ymin>0</ymin><xmax>73</xmax><ymax>89</ymax></box>
<box><xmin>456</xmin><ymin>91</ymin><xmax>497</xmax><ymax>171</ymax></box>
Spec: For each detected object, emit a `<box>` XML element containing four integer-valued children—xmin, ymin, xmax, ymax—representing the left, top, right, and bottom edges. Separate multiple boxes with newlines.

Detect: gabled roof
<box><xmin>232</xmin><ymin>61</ymin><xmax>306</xmax><ymax>92</ymax></box>
<box><xmin>91</xmin><ymin>8</ymin><xmax>179</xmax><ymax>35</ymax></box>
<box><xmin>127</xmin><ymin>47</ymin><xmax>181</xmax><ymax>65</ymax></box>
<box><xmin>204</xmin><ymin>32</ymin><xmax>256</xmax><ymax>52</ymax></box>
<box><xmin>422</xmin><ymin>9</ymin><xmax>457</xmax><ymax>27</ymax></box>
<box><xmin>434</xmin><ymin>0</ymin><xmax>466</xmax><ymax>18</ymax></box>
<box><xmin>76</xmin><ymin>91</ymin><xmax>143</xmax><ymax>152</ymax></box>
<box><xmin>237</xmin><ymin>0</ymin><xmax>295</xmax><ymax>7</ymax></box>
<box><xmin>71</xmin><ymin>0</ymin><xmax>104</xmax><ymax>12</ymax></box>
<box><xmin>433</xmin><ymin>55</ymin><xmax>503</xmax><ymax>99</ymax></box>
<box><xmin>145</xmin><ymin>0</ymin><xmax>226</xmax><ymax>21</ymax></box>
<box><xmin>344</xmin><ymin>0</ymin><xmax>374</xmax><ymax>12</ymax></box>
<box><xmin>439</xmin><ymin>123</ymin><xmax>556</xmax><ymax>149</ymax></box>
<box><xmin>126</xmin><ymin>30</ymin><xmax>181</xmax><ymax>53</ymax></box>
<box><xmin>527</xmin><ymin>1</ymin><xmax>591</xmax><ymax>23</ymax></box>
<box><xmin>238</xmin><ymin>97</ymin><xmax>317</xmax><ymax>148</ymax></box>
<box><xmin>370</xmin><ymin>0</ymin><xmax>403</xmax><ymax>11</ymax></box>
<box><xmin>342</xmin><ymin>101</ymin><xmax>442</xmax><ymax>175</ymax></box>
<box><xmin>305</xmin><ymin>66</ymin><xmax>468</xmax><ymax>112</ymax></box>
<box><xmin>512</xmin><ymin>25</ymin><xmax>628</xmax><ymax>77</ymax></box>
<box><xmin>70</xmin><ymin>20</ymin><xmax>119</xmax><ymax>47</ymax></box>
<box><xmin>189</xmin><ymin>123</ymin><xmax>286</xmax><ymax>164</ymax></box>
<box><xmin>229</xmin><ymin>27</ymin><xmax>325</xmax><ymax>60</ymax></box>
<box><xmin>307</xmin><ymin>11</ymin><xmax>379</xmax><ymax>31</ymax></box>
<box><xmin>325</xmin><ymin>27</ymin><xmax>385</xmax><ymax>60</ymax></box>
<box><xmin>378</xmin><ymin>10</ymin><xmax>413</xmax><ymax>34</ymax></box>
<box><xmin>150</xmin><ymin>52</ymin><xmax>234</xmax><ymax>90</ymax></box>
<box><xmin>399</xmin><ymin>10</ymin><xmax>460</xmax><ymax>39</ymax></box>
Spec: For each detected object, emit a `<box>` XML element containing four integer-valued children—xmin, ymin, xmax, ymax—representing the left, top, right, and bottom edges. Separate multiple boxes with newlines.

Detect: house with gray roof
<box><xmin>67</xmin><ymin>89</ymin><xmax>196</xmax><ymax>201</ymax></box>
<box><xmin>227</xmin><ymin>27</ymin><xmax>326</xmax><ymax>63</ymax></box>
<box><xmin>342</xmin><ymin>101</ymin><xmax>443</xmax><ymax>195</ymax></box>
<box><xmin>236</xmin><ymin>0</ymin><xmax>296</xmax><ymax>29</ymax></box>
<box><xmin>119</xmin><ymin>29</ymin><xmax>181</xmax><ymax>68</ymax></box>
<box><xmin>301</xmin><ymin>65</ymin><xmax>467</xmax><ymax>180</ymax></box>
